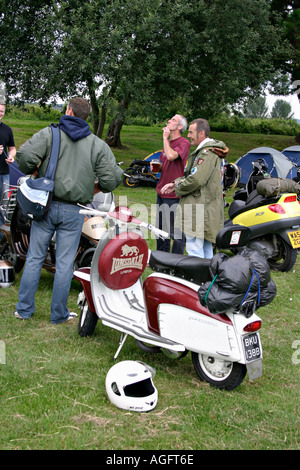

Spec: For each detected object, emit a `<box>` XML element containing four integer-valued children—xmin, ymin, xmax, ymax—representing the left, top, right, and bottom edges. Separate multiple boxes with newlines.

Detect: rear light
<box><xmin>284</xmin><ymin>195</ymin><xmax>297</xmax><ymax>203</ymax></box>
<box><xmin>244</xmin><ymin>321</ymin><xmax>261</xmax><ymax>332</ymax></box>
<box><xmin>268</xmin><ymin>204</ymin><xmax>286</xmax><ymax>214</ymax></box>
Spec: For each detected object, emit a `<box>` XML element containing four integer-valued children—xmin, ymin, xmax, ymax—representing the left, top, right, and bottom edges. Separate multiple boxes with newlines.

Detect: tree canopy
<box><xmin>271</xmin><ymin>98</ymin><xmax>294</xmax><ymax>118</ymax></box>
<box><xmin>0</xmin><ymin>0</ymin><xmax>295</xmax><ymax>146</ymax></box>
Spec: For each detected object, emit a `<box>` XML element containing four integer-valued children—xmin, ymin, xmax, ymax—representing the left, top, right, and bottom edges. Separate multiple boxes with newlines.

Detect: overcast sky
<box><xmin>266</xmin><ymin>91</ymin><xmax>300</xmax><ymax>120</ymax></box>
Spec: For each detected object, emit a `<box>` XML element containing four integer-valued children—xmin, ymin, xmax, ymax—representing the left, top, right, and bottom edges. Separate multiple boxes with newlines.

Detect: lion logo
<box><xmin>120</xmin><ymin>244</ymin><xmax>140</xmax><ymax>257</ymax></box>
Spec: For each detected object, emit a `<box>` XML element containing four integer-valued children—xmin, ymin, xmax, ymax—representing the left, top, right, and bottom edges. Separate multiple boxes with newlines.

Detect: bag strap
<box><xmin>44</xmin><ymin>124</ymin><xmax>61</xmax><ymax>181</ymax></box>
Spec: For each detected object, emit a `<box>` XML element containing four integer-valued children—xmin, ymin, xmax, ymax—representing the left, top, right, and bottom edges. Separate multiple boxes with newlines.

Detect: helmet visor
<box><xmin>124</xmin><ymin>378</ymin><xmax>155</xmax><ymax>398</ymax></box>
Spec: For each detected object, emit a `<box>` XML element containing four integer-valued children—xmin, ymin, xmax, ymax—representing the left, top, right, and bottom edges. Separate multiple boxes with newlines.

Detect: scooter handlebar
<box><xmin>140</xmin><ymin>222</ymin><xmax>168</xmax><ymax>239</ymax></box>
<box><xmin>79</xmin><ymin>206</ymin><xmax>169</xmax><ymax>239</ymax></box>
<box><xmin>79</xmin><ymin>209</ymin><xmax>107</xmax><ymax>217</ymax></box>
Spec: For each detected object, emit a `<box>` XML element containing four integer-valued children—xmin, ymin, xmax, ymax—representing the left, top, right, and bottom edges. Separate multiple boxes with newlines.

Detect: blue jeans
<box><xmin>156</xmin><ymin>195</ymin><xmax>185</xmax><ymax>254</ymax></box>
<box><xmin>185</xmin><ymin>235</ymin><xmax>213</xmax><ymax>259</ymax></box>
<box><xmin>0</xmin><ymin>174</ymin><xmax>10</xmax><ymax>226</ymax></box>
<box><xmin>16</xmin><ymin>201</ymin><xmax>84</xmax><ymax>324</ymax></box>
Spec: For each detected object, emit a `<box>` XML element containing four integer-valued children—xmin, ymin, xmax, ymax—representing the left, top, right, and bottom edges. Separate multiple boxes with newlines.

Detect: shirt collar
<box><xmin>196</xmin><ymin>137</ymin><xmax>214</xmax><ymax>151</ymax></box>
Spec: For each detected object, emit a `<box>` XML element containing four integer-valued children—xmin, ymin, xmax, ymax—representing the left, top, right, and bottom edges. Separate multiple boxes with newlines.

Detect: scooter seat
<box><xmin>149</xmin><ymin>250</ymin><xmax>212</xmax><ymax>285</ymax></box>
<box><xmin>131</xmin><ymin>159</ymin><xmax>150</xmax><ymax>166</ymax></box>
<box><xmin>228</xmin><ymin>190</ymin><xmax>265</xmax><ymax>219</ymax></box>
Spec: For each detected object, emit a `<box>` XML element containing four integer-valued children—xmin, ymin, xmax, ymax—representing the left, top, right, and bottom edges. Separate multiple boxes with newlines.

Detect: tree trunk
<box><xmin>96</xmin><ymin>104</ymin><xmax>106</xmax><ymax>139</ymax></box>
<box><xmin>88</xmin><ymin>87</ymin><xmax>100</xmax><ymax>136</ymax></box>
<box><xmin>105</xmin><ymin>98</ymin><xmax>129</xmax><ymax>148</ymax></box>
<box><xmin>105</xmin><ymin>116</ymin><xmax>125</xmax><ymax>148</ymax></box>
<box><xmin>296</xmin><ymin>94</ymin><xmax>300</xmax><ymax>144</ymax></box>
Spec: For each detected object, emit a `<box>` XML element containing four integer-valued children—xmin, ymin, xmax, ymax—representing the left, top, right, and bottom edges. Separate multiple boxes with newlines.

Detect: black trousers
<box><xmin>155</xmin><ymin>194</ymin><xmax>185</xmax><ymax>254</ymax></box>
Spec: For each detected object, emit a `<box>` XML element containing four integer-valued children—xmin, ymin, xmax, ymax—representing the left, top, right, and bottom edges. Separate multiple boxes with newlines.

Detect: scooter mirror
<box><xmin>112</xmin><ymin>206</ymin><xmax>134</xmax><ymax>222</ymax></box>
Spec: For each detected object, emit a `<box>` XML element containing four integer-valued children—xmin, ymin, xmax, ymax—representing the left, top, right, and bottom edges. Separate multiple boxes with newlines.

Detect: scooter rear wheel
<box><xmin>192</xmin><ymin>352</ymin><xmax>247</xmax><ymax>391</ymax></box>
<box><xmin>267</xmin><ymin>238</ymin><xmax>297</xmax><ymax>272</ymax></box>
<box><xmin>123</xmin><ymin>169</ymin><xmax>140</xmax><ymax>188</ymax></box>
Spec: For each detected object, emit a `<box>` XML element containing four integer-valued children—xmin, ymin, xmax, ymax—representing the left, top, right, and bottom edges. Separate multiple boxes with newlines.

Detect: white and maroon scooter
<box><xmin>73</xmin><ymin>206</ymin><xmax>266</xmax><ymax>391</ymax></box>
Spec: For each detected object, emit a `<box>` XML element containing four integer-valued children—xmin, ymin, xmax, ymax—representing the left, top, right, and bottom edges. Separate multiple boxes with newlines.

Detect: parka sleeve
<box><xmin>175</xmin><ymin>152</ymin><xmax>217</xmax><ymax>197</ymax></box>
<box><xmin>16</xmin><ymin>128</ymin><xmax>50</xmax><ymax>175</ymax></box>
<box><xmin>93</xmin><ymin>142</ymin><xmax>123</xmax><ymax>192</ymax></box>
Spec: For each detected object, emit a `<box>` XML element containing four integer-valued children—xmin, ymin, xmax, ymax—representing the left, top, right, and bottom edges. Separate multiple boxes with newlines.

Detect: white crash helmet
<box><xmin>105</xmin><ymin>360</ymin><xmax>158</xmax><ymax>412</ymax></box>
<box><xmin>0</xmin><ymin>260</ymin><xmax>15</xmax><ymax>288</ymax></box>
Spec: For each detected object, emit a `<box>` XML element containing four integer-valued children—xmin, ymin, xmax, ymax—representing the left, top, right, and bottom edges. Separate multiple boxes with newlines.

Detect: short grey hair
<box><xmin>178</xmin><ymin>115</ymin><xmax>188</xmax><ymax>133</ymax></box>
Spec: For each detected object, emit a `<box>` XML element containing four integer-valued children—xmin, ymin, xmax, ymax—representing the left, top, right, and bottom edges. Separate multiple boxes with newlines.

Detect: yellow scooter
<box><xmin>217</xmin><ymin>159</ymin><xmax>300</xmax><ymax>272</ymax></box>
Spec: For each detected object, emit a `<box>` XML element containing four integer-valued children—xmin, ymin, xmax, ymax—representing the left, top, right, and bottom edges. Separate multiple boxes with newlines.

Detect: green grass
<box><xmin>0</xmin><ymin>119</ymin><xmax>299</xmax><ymax>450</ymax></box>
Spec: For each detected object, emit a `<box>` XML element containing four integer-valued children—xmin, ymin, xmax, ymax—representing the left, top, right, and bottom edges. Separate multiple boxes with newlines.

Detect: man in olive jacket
<box><xmin>15</xmin><ymin>97</ymin><xmax>123</xmax><ymax>324</ymax></box>
<box><xmin>161</xmin><ymin>118</ymin><xmax>227</xmax><ymax>258</ymax></box>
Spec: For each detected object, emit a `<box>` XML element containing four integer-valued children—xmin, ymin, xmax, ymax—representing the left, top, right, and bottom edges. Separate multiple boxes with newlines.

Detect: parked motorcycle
<box><xmin>123</xmin><ymin>159</ymin><xmax>160</xmax><ymax>188</ymax></box>
<box><xmin>73</xmin><ymin>205</ymin><xmax>276</xmax><ymax>391</ymax></box>
<box><xmin>0</xmin><ymin>182</ymin><xmax>115</xmax><ymax>273</ymax></box>
<box><xmin>217</xmin><ymin>159</ymin><xmax>300</xmax><ymax>272</ymax></box>
<box><xmin>123</xmin><ymin>157</ymin><xmax>239</xmax><ymax>192</ymax></box>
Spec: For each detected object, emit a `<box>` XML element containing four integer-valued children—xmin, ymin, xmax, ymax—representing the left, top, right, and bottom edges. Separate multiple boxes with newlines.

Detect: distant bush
<box><xmin>4</xmin><ymin>105</ymin><xmax>300</xmax><ymax>137</ymax></box>
<box><xmin>124</xmin><ymin>116</ymin><xmax>154</xmax><ymax>126</ymax></box>
<box><xmin>5</xmin><ymin>104</ymin><xmax>63</xmax><ymax>121</ymax></box>
<box><xmin>210</xmin><ymin>115</ymin><xmax>300</xmax><ymax>136</ymax></box>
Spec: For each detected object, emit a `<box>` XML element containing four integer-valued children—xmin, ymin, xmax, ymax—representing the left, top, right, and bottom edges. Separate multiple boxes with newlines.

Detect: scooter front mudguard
<box><xmin>73</xmin><ymin>267</ymin><xmax>96</xmax><ymax>312</ymax></box>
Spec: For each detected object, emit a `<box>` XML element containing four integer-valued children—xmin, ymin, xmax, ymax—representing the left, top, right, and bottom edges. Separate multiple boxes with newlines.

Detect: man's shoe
<box><xmin>14</xmin><ymin>311</ymin><xmax>25</xmax><ymax>320</ymax></box>
<box><xmin>67</xmin><ymin>312</ymin><xmax>78</xmax><ymax>321</ymax></box>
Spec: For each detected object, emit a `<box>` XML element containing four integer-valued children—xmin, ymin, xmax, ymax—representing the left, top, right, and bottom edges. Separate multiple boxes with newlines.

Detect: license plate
<box><xmin>287</xmin><ymin>230</ymin><xmax>300</xmax><ymax>249</ymax></box>
<box><xmin>243</xmin><ymin>333</ymin><xmax>261</xmax><ymax>362</ymax></box>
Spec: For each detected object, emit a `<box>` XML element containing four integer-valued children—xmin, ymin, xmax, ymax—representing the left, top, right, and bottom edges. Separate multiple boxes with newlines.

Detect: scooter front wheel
<box><xmin>192</xmin><ymin>352</ymin><xmax>246</xmax><ymax>391</ymax></box>
<box><xmin>78</xmin><ymin>301</ymin><xmax>98</xmax><ymax>337</ymax></box>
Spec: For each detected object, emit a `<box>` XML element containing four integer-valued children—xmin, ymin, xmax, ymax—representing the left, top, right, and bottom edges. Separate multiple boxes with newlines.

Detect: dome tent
<box><xmin>282</xmin><ymin>145</ymin><xmax>300</xmax><ymax>169</ymax></box>
<box><xmin>235</xmin><ymin>147</ymin><xmax>297</xmax><ymax>186</ymax></box>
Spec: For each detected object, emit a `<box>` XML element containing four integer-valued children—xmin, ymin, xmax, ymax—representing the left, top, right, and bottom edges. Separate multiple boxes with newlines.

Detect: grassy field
<box><xmin>0</xmin><ymin>119</ymin><xmax>299</xmax><ymax>451</ymax></box>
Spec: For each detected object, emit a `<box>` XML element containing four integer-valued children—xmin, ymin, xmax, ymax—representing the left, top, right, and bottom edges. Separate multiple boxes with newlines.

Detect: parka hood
<box><xmin>196</xmin><ymin>139</ymin><xmax>229</xmax><ymax>159</ymax></box>
<box><xmin>59</xmin><ymin>115</ymin><xmax>91</xmax><ymax>141</ymax></box>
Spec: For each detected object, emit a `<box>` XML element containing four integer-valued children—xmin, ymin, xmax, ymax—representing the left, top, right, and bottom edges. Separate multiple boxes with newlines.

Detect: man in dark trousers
<box><xmin>151</xmin><ymin>114</ymin><xmax>190</xmax><ymax>253</ymax></box>
<box><xmin>0</xmin><ymin>102</ymin><xmax>16</xmax><ymax>226</ymax></box>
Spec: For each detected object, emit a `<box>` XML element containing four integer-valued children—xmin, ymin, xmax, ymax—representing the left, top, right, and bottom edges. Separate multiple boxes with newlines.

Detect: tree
<box><xmin>243</xmin><ymin>96</ymin><xmax>269</xmax><ymax>118</ymax></box>
<box><xmin>270</xmin><ymin>1</ymin><xmax>300</xmax><ymax>90</ymax></box>
<box><xmin>0</xmin><ymin>0</ymin><xmax>58</xmax><ymax>103</ymax></box>
<box><xmin>0</xmin><ymin>0</ymin><xmax>293</xmax><ymax>147</ymax></box>
<box><xmin>271</xmin><ymin>99</ymin><xmax>294</xmax><ymax>118</ymax></box>
<box><xmin>270</xmin><ymin>1</ymin><xmax>300</xmax><ymax>140</ymax></box>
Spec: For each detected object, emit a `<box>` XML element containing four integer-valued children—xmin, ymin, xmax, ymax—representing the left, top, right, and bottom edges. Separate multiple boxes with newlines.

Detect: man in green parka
<box><xmin>161</xmin><ymin>118</ymin><xmax>228</xmax><ymax>258</ymax></box>
<box><xmin>14</xmin><ymin>97</ymin><xmax>123</xmax><ymax>324</ymax></box>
